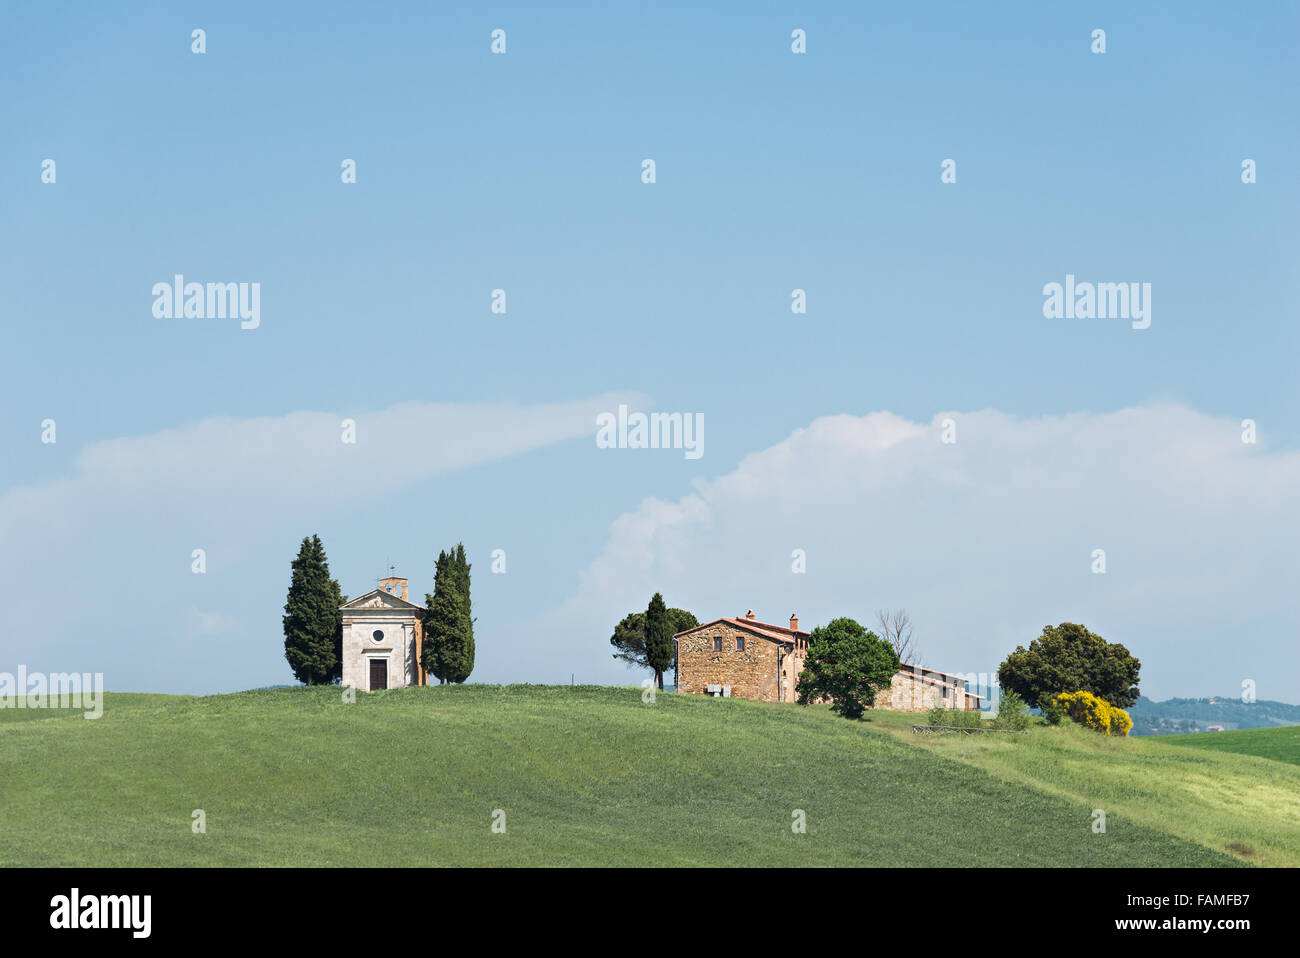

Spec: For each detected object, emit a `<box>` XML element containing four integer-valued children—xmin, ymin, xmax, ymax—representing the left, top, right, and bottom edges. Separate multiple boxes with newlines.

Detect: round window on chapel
<box><xmin>372</xmin><ymin>630</ymin><xmax>384</xmax><ymax>642</ymax></box>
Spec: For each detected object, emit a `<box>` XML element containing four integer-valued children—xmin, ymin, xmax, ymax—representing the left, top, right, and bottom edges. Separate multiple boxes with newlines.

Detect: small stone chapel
<box><xmin>338</xmin><ymin>576</ymin><xmax>427</xmax><ymax>691</ymax></box>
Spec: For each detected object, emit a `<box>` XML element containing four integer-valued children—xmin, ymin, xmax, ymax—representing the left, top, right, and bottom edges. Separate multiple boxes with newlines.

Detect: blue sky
<box><xmin>2</xmin><ymin>2</ymin><xmax>1297</xmax><ymax>701</ymax></box>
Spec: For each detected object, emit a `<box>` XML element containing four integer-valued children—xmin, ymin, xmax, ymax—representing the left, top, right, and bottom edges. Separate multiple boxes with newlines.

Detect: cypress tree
<box><xmin>423</xmin><ymin>549</ymin><xmax>455</xmax><ymax>684</ymax></box>
<box><xmin>317</xmin><ymin>537</ymin><xmax>345</xmax><ymax>685</ymax></box>
<box><xmin>644</xmin><ymin>592</ymin><xmax>673</xmax><ymax>690</ymax></box>
<box><xmin>423</xmin><ymin>544</ymin><xmax>476</xmax><ymax>684</ymax></box>
<box><xmin>283</xmin><ymin>535</ymin><xmax>342</xmax><ymax>685</ymax></box>
<box><xmin>443</xmin><ymin>543</ymin><xmax>475</xmax><ymax>683</ymax></box>
<box><xmin>610</xmin><ymin>607</ymin><xmax>698</xmax><ymax>674</ymax></box>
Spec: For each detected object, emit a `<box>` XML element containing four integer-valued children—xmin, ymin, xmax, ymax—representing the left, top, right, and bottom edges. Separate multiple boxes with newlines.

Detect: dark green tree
<box><xmin>283</xmin><ymin>535</ymin><xmax>344</xmax><ymax>685</ymax></box>
<box><xmin>997</xmin><ymin>622</ymin><xmax>1141</xmax><ymax>709</ymax></box>
<box><xmin>423</xmin><ymin>550</ymin><xmax>454</xmax><ymax>684</ymax></box>
<box><xmin>423</xmin><ymin>544</ymin><xmax>475</xmax><ymax>684</ymax></box>
<box><xmin>442</xmin><ymin>543</ymin><xmax>475</xmax><ymax>683</ymax></box>
<box><xmin>610</xmin><ymin>607</ymin><xmax>699</xmax><ymax>681</ymax></box>
<box><xmin>643</xmin><ymin>592</ymin><xmax>674</xmax><ymax>690</ymax></box>
<box><xmin>795</xmin><ymin>617</ymin><xmax>900</xmax><ymax>720</ymax></box>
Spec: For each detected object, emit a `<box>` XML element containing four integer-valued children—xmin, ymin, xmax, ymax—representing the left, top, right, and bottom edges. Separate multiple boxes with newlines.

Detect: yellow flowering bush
<box><xmin>1054</xmin><ymin>690</ymin><xmax>1132</xmax><ymax>736</ymax></box>
<box><xmin>1109</xmin><ymin>706</ymin><xmax>1133</xmax><ymax>737</ymax></box>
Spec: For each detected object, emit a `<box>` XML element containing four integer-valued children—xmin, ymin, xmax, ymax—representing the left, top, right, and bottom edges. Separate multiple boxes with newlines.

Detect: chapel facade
<box><xmin>339</xmin><ymin>577</ymin><xmax>427</xmax><ymax>691</ymax></box>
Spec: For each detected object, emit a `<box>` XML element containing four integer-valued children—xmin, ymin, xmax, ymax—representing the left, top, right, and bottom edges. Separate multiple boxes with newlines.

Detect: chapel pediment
<box><xmin>340</xmin><ymin>588</ymin><xmax>424</xmax><ymax>612</ymax></box>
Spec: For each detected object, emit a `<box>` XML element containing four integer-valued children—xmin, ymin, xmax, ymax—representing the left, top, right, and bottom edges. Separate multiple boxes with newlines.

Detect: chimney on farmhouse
<box><xmin>789</xmin><ymin>613</ymin><xmax>799</xmax><ymax>632</ymax></box>
<box><xmin>745</xmin><ymin>609</ymin><xmax>757</xmax><ymax>621</ymax></box>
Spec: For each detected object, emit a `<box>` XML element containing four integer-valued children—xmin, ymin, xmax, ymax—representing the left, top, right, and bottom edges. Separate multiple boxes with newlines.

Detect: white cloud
<box><xmin>0</xmin><ymin>392</ymin><xmax>643</xmax><ymax>675</ymax></box>
<box><xmin>537</xmin><ymin>403</ymin><xmax>1300</xmax><ymax>700</ymax></box>
<box><xmin>190</xmin><ymin>607</ymin><xmax>238</xmax><ymax>636</ymax></box>
<box><xmin>2</xmin><ymin>393</ymin><xmax>643</xmax><ymax>533</ymax></box>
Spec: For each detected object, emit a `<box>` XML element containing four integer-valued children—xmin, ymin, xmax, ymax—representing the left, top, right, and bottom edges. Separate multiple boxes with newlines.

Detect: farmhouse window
<box><xmin>736</xmin><ymin>635</ymin><xmax>745</xmax><ymax>651</ymax></box>
<box><xmin>713</xmin><ymin>636</ymin><xmax>723</xmax><ymax>652</ymax></box>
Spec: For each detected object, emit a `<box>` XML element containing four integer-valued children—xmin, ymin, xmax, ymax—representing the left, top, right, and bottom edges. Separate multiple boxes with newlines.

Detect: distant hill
<box><xmin>1128</xmin><ymin>695</ymin><xmax>1300</xmax><ymax>736</ymax></box>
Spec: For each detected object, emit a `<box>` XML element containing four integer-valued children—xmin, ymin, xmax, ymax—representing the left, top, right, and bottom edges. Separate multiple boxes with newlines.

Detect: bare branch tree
<box><xmin>876</xmin><ymin>609</ymin><xmax>923</xmax><ymax>667</ymax></box>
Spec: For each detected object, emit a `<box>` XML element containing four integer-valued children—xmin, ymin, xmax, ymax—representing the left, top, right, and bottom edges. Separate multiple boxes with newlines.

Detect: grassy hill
<box><xmin>0</xmin><ymin>686</ymin><xmax>1290</xmax><ymax>867</ymax></box>
<box><xmin>1159</xmin><ymin>724</ymin><xmax>1300</xmax><ymax>767</ymax></box>
<box><xmin>862</xmin><ymin>709</ymin><xmax>1300</xmax><ymax>867</ymax></box>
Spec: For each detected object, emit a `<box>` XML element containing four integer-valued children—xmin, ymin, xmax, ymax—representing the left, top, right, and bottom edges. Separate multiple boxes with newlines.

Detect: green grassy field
<box><xmin>0</xmin><ymin>686</ymin><xmax>1283</xmax><ymax>867</ymax></box>
<box><xmin>865</xmin><ymin>709</ymin><xmax>1300</xmax><ymax>866</ymax></box>
<box><xmin>1158</xmin><ymin>724</ymin><xmax>1300</xmax><ymax>767</ymax></box>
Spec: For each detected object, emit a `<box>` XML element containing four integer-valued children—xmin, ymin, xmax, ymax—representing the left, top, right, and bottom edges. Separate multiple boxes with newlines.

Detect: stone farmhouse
<box><xmin>874</xmin><ymin>664</ymin><xmax>983</xmax><ymax>712</ymax></box>
<box><xmin>339</xmin><ymin>577</ymin><xmax>428</xmax><ymax>691</ymax></box>
<box><xmin>674</xmin><ymin>610</ymin><xmax>982</xmax><ymax>711</ymax></box>
<box><xmin>675</xmin><ymin>611</ymin><xmax>811</xmax><ymax>703</ymax></box>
